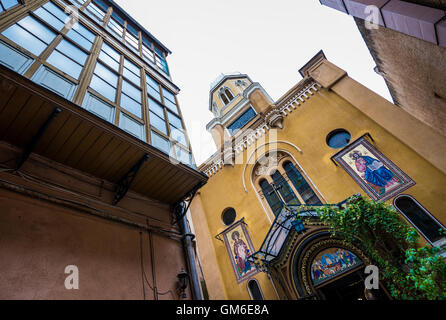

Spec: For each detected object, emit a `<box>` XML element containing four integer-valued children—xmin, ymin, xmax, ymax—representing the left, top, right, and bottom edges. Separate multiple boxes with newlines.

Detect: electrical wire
<box><xmin>12</xmin><ymin>170</ymin><xmax>183</xmax><ymax>238</ymax></box>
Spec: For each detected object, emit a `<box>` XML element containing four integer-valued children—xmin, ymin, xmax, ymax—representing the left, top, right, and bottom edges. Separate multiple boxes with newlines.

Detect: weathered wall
<box><xmin>355</xmin><ymin>17</ymin><xmax>446</xmax><ymax>137</ymax></box>
<box><xmin>0</xmin><ymin>143</ymin><xmax>190</xmax><ymax>300</ymax></box>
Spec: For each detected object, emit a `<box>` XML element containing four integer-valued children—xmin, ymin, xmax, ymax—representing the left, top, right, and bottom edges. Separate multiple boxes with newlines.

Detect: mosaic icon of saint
<box><xmin>232</xmin><ymin>231</ymin><xmax>252</xmax><ymax>275</ymax></box>
<box><xmin>350</xmin><ymin>151</ymin><xmax>400</xmax><ymax>195</ymax></box>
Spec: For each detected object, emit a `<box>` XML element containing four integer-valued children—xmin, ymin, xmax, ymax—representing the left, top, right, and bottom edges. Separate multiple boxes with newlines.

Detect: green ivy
<box><xmin>315</xmin><ymin>195</ymin><xmax>446</xmax><ymax>300</ymax></box>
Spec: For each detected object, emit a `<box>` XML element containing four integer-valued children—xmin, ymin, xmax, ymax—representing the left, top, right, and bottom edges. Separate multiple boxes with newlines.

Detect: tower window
<box><xmin>394</xmin><ymin>195</ymin><xmax>445</xmax><ymax>245</ymax></box>
<box><xmin>227</xmin><ymin>107</ymin><xmax>257</xmax><ymax>135</ymax></box>
<box><xmin>219</xmin><ymin>87</ymin><xmax>234</xmax><ymax>105</ymax></box>
<box><xmin>222</xmin><ymin>208</ymin><xmax>236</xmax><ymax>226</ymax></box>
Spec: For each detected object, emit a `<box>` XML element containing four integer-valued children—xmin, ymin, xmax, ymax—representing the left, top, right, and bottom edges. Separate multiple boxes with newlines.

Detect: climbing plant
<box><xmin>315</xmin><ymin>195</ymin><xmax>446</xmax><ymax>300</ymax></box>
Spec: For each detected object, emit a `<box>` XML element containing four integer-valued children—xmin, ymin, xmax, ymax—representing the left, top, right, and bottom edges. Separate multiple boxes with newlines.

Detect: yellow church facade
<box><xmin>189</xmin><ymin>51</ymin><xmax>446</xmax><ymax>300</ymax></box>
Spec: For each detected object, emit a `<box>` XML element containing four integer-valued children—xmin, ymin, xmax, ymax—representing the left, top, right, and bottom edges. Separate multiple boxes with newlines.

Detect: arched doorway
<box><xmin>292</xmin><ymin>236</ymin><xmax>389</xmax><ymax>300</ymax></box>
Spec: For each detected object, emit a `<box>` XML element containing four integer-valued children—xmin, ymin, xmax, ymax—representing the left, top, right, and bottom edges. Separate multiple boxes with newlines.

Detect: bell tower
<box><xmin>206</xmin><ymin>73</ymin><xmax>275</xmax><ymax>154</ymax></box>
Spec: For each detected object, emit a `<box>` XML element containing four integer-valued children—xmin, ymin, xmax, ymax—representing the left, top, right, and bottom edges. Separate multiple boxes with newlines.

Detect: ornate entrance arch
<box><xmin>291</xmin><ymin>233</ymin><xmax>371</xmax><ymax>300</ymax></box>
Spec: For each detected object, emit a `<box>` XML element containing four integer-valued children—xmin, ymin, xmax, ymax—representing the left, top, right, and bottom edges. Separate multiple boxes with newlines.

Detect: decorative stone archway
<box><xmin>292</xmin><ymin>236</ymin><xmax>370</xmax><ymax>299</ymax></box>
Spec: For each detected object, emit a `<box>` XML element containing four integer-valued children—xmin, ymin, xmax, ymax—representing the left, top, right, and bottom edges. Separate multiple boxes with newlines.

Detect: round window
<box><xmin>326</xmin><ymin>129</ymin><xmax>351</xmax><ymax>149</ymax></box>
<box><xmin>222</xmin><ymin>208</ymin><xmax>236</xmax><ymax>226</ymax></box>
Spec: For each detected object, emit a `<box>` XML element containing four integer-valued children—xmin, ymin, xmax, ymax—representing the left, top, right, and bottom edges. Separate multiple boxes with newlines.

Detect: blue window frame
<box><xmin>227</xmin><ymin>107</ymin><xmax>257</xmax><ymax>135</ymax></box>
<box><xmin>2</xmin><ymin>15</ymin><xmax>56</xmax><ymax>56</ymax></box>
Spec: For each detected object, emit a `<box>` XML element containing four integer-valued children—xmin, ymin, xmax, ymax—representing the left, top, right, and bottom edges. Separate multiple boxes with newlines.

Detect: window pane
<box><xmin>121</xmin><ymin>94</ymin><xmax>142</xmax><ymax>118</ymax></box>
<box><xmin>227</xmin><ymin>107</ymin><xmax>257</xmax><ymax>135</ymax></box>
<box><xmin>147</xmin><ymin>86</ymin><xmax>160</xmax><ymax>101</ymax></box>
<box><xmin>124</xmin><ymin>58</ymin><xmax>140</xmax><ymax>76</ymax></box>
<box><xmin>164</xmin><ymin>97</ymin><xmax>178</xmax><ymax>114</ymax></box>
<box><xmin>119</xmin><ymin>112</ymin><xmax>144</xmax><ymax>140</ymax></box>
<box><xmin>17</xmin><ymin>16</ymin><xmax>56</xmax><ymax>44</ymax></box>
<box><xmin>56</xmin><ymin>39</ymin><xmax>87</xmax><ymax>64</ymax></box>
<box><xmin>101</xmin><ymin>42</ymin><xmax>120</xmax><ymax>61</ymax></box>
<box><xmin>396</xmin><ymin>197</ymin><xmax>444</xmax><ymax>243</ymax></box>
<box><xmin>108</xmin><ymin>18</ymin><xmax>123</xmax><ymax>38</ymax></box>
<box><xmin>151</xmin><ymin>131</ymin><xmax>170</xmax><ymax>154</ymax></box>
<box><xmin>150</xmin><ymin>111</ymin><xmax>167</xmax><ymax>134</ymax></box>
<box><xmin>260</xmin><ymin>180</ymin><xmax>283</xmax><ymax>216</ymax></box>
<box><xmin>121</xmin><ymin>80</ymin><xmax>141</xmax><ymax>102</ymax></box>
<box><xmin>94</xmin><ymin>62</ymin><xmax>118</xmax><ymax>86</ymax></box>
<box><xmin>2</xmin><ymin>0</ymin><xmax>19</xmax><ymax>10</ymax></box>
<box><xmin>33</xmin><ymin>3</ymin><xmax>67</xmax><ymax>31</ymax></box>
<box><xmin>148</xmin><ymin>97</ymin><xmax>164</xmax><ymax>118</ymax></box>
<box><xmin>123</xmin><ymin>68</ymin><xmax>140</xmax><ymax>86</ymax></box>
<box><xmin>66</xmin><ymin>23</ymin><xmax>95</xmax><ymax>51</ymax></box>
<box><xmin>47</xmin><ymin>50</ymin><xmax>83</xmax><ymax>79</ymax></box>
<box><xmin>2</xmin><ymin>24</ymin><xmax>47</xmax><ymax>56</ymax></box>
<box><xmin>171</xmin><ymin>128</ymin><xmax>187</xmax><ymax>146</ymax></box>
<box><xmin>90</xmin><ymin>74</ymin><xmax>116</xmax><ymax>102</ymax></box>
<box><xmin>146</xmin><ymin>74</ymin><xmax>159</xmax><ymax>90</ymax></box>
<box><xmin>271</xmin><ymin>171</ymin><xmax>300</xmax><ymax>205</ymax></box>
<box><xmin>168</xmin><ymin>111</ymin><xmax>183</xmax><ymax>129</ymax></box>
<box><xmin>142</xmin><ymin>46</ymin><xmax>154</xmax><ymax>63</ymax></box>
<box><xmin>98</xmin><ymin>50</ymin><xmax>120</xmax><ymax>72</ymax></box>
<box><xmin>163</xmin><ymin>88</ymin><xmax>176</xmax><ymax>103</ymax></box>
<box><xmin>175</xmin><ymin>146</ymin><xmax>192</xmax><ymax>165</ymax></box>
<box><xmin>85</xmin><ymin>2</ymin><xmax>106</xmax><ymax>22</ymax></box>
<box><xmin>284</xmin><ymin>162</ymin><xmax>322</xmax><ymax>205</ymax></box>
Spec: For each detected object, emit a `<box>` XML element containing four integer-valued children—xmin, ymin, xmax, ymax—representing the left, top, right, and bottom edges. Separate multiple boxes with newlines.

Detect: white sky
<box><xmin>115</xmin><ymin>0</ymin><xmax>392</xmax><ymax>166</ymax></box>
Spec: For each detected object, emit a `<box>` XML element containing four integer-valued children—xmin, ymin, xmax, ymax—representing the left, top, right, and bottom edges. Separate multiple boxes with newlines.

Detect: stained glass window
<box><xmin>284</xmin><ymin>161</ymin><xmax>322</xmax><ymax>205</ymax></box>
<box><xmin>259</xmin><ymin>179</ymin><xmax>283</xmax><ymax>216</ymax></box>
<box><xmin>271</xmin><ymin>171</ymin><xmax>300</xmax><ymax>206</ymax></box>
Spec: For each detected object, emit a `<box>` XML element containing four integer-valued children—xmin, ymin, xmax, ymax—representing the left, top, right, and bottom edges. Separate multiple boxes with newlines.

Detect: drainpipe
<box><xmin>173</xmin><ymin>182</ymin><xmax>206</xmax><ymax>300</ymax></box>
<box><xmin>178</xmin><ymin>205</ymin><xmax>203</xmax><ymax>300</ymax></box>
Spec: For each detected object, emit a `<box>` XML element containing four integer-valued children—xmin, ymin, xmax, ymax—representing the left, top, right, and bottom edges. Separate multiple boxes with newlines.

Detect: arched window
<box><xmin>225</xmin><ymin>88</ymin><xmax>234</xmax><ymax>101</ymax></box>
<box><xmin>394</xmin><ymin>195</ymin><xmax>445</xmax><ymax>245</ymax></box>
<box><xmin>220</xmin><ymin>92</ymin><xmax>229</xmax><ymax>105</ymax></box>
<box><xmin>283</xmin><ymin>161</ymin><xmax>322</xmax><ymax>205</ymax></box>
<box><xmin>219</xmin><ymin>87</ymin><xmax>234</xmax><ymax>105</ymax></box>
<box><xmin>271</xmin><ymin>170</ymin><xmax>300</xmax><ymax>205</ymax></box>
<box><xmin>247</xmin><ymin>279</ymin><xmax>264</xmax><ymax>300</ymax></box>
<box><xmin>259</xmin><ymin>179</ymin><xmax>282</xmax><ymax>216</ymax></box>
